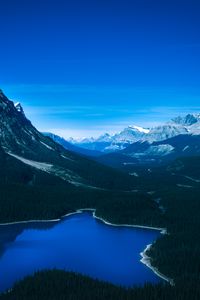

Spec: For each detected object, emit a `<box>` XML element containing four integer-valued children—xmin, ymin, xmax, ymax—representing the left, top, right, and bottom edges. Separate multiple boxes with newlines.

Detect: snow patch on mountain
<box><xmin>129</xmin><ymin>172</ymin><xmax>139</xmax><ymax>177</ymax></box>
<box><xmin>177</xmin><ymin>184</ymin><xmax>193</xmax><ymax>188</ymax></box>
<box><xmin>69</xmin><ymin>113</ymin><xmax>200</xmax><ymax>153</ymax></box>
<box><xmin>7</xmin><ymin>152</ymin><xmax>53</xmax><ymax>172</ymax></box>
<box><xmin>129</xmin><ymin>125</ymin><xmax>150</xmax><ymax>134</ymax></box>
<box><xmin>146</xmin><ymin>125</ymin><xmax>188</xmax><ymax>142</ymax></box>
<box><xmin>112</xmin><ymin>126</ymin><xmax>145</xmax><ymax>143</ymax></box>
<box><xmin>44</xmin><ymin>112</ymin><xmax>200</xmax><ymax>155</ymax></box>
<box><xmin>189</xmin><ymin>122</ymin><xmax>200</xmax><ymax>135</ymax></box>
<box><xmin>184</xmin><ymin>176</ymin><xmax>200</xmax><ymax>183</ymax></box>
<box><xmin>182</xmin><ymin>145</ymin><xmax>189</xmax><ymax>152</ymax></box>
<box><xmin>96</xmin><ymin>133</ymin><xmax>113</xmax><ymax>143</ymax></box>
<box><xmin>7</xmin><ymin>152</ymin><xmax>92</xmax><ymax>188</ymax></box>
<box><xmin>40</xmin><ymin>141</ymin><xmax>55</xmax><ymax>151</ymax></box>
<box><xmin>104</xmin><ymin>144</ymin><xmax>125</xmax><ymax>151</ymax></box>
<box><xmin>146</xmin><ymin>144</ymin><xmax>175</xmax><ymax>156</ymax></box>
<box><xmin>14</xmin><ymin>102</ymin><xmax>25</xmax><ymax>116</ymax></box>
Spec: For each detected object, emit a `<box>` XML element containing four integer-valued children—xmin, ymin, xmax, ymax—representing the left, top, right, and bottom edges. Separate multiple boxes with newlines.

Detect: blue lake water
<box><xmin>0</xmin><ymin>211</ymin><xmax>162</xmax><ymax>292</ymax></box>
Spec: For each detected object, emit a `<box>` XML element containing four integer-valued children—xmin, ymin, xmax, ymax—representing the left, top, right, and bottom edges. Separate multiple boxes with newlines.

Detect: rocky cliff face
<box><xmin>0</xmin><ymin>89</ymin><xmax>134</xmax><ymax>190</ymax></box>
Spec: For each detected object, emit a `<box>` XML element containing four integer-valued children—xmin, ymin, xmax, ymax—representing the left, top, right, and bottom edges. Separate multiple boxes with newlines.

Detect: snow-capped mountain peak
<box><xmin>147</xmin><ymin>124</ymin><xmax>189</xmax><ymax>142</ymax></box>
<box><xmin>112</xmin><ymin>126</ymin><xmax>144</xmax><ymax>143</ymax></box>
<box><xmin>128</xmin><ymin>125</ymin><xmax>150</xmax><ymax>134</ymax></box>
<box><xmin>96</xmin><ymin>133</ymin><xmax>113</xmax><ymax>142</ymax></box>
<box><xmin>71</xmin><ymin>113</ymin><xmax>200</xmax><ymax>153</ymax></box>
<box><xmin>172</xmin><ymin>113</ymin><xmax>200</xmax><ymax>126</ymax></box>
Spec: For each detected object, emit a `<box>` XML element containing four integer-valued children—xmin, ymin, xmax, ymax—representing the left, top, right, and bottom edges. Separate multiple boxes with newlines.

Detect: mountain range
<box><xmin>41</xmin><ymin>109</ymin><xmax>200</xmax><ymax>169</ymax></box>
<box><xmin>43</xmin><ymin>132</ymin><xmax>102</xmax><ymax>157</ymax></box>
<box><xmin>67</xmin><ymin>113</ymin><xmax>200</xmax><ymax>153</ymax></box>
<box><xmin>1</xmin><ymin>87</ymin><xmax>200</xmax><ymax>203</ymax></box>
<box><xmin>0</xmin><ymin>89</ymin><xmax>135</xmax><ymax>193</ymax></box>
<box><xmin>1</xmin><ymin>88</ymin><xmax>163</xmax><ymax>226</ymax></box>
<box><xmin>1</xmin><ymin>88</ymin><xmax>200</xmax><ymax>300</ymax></box>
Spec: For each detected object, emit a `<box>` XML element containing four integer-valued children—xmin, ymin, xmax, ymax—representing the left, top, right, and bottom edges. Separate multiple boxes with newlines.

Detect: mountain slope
<box><xmin>71</xmin><ymin>126</ymin><xmax>149</xmax><ymax>152</ymax></box>
<box><xmin>42</xmin><ymin>132</ymin><xmax>102</xmax><ymax>157</ymax></box>
<box><xmin>70</xmin><ymin>113</ymin><xmax>200</xmax><ymax>153</ymax></box>
<box><xmin>172</xmin><ymin>113</ymin><xmax>200</xmax><ymax>126</ymax></box>
<box><xmin>1</xmin><ymin>89</ymin><xmax>161</xmax><ymax>224</ymax></box>
<box><xmin>95</xmin><ymin>134</ymin><xmax>200</xmax><ymax>173</ymax></box>
<box><xmin>0</xmin><ymin>89</ymin><xmax>136</xmax><ymax>191</ymax></box>
<box><xmin>123</xmin><ymin>134</ymin><xmax>200</xmax><ymax>162</ymax></box>
<box><xmin>1</xmin><ymin>90</ymin><xmax>200</xmax><ymax>299</ymax></box>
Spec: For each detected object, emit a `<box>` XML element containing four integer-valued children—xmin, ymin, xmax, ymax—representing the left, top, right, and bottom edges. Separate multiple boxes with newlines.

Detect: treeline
<box><xmin>1</xmin><ymin>180</ymin><xmax>200</xmax><ymax>299</ymax></box>
<box><xmin>0</xmin><ymin>142</ymin><xmax>136</xmax><ymax>192</ymax></box>
<box><xmin>147</xmin><ymin>185</ymin><xmax>200</xmax><ymax>287</ymax></box>
<box><xmin>1</xmin><ymin>269</ymin><xmax>200</xmax><ymax>300</ymax></box>
<box><xmin>0</xmin><ymin>147</ymin><xmax>161</xmax><ymax>225</ymax></box>
<box><xmin>0</xmin><ymin>181</ymin><xmax>162</xmax><ymax>226</ymax></box>
<box><xmin>1</xmin><ymin>146</ymin><xmax>200</xmax><ymax>299</ymax></box>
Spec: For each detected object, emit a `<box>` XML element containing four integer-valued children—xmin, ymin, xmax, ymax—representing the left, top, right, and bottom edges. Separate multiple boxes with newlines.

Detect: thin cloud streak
<box><xmin>2</xmin><ymin>83</ymin><xmax>200</xmax><ymax>138</ymax></box>
<box><xmin>30</xmin><ymin>104</ymin><xmax>200</xmax><ymax>139</ymax></box>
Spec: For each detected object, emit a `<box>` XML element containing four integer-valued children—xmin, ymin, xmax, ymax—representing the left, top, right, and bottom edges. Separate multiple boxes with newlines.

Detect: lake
<box><xmin>0</xmin><ymin>211</ymin><xmax>162</xmax><ymax>292</ymax></box>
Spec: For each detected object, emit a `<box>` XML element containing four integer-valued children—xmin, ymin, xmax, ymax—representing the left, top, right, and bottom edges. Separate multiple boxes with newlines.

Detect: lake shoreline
<box><xmin>82</xmin><ymin>209</ymin><xmax>173</xmax><ymax>286</ymax></box>
<box><xmin>140</xmin><ymin>244</ymin><xmax>174</xmax><ymax>286</ymax></box>
<box><xmin>0</xmin><ymin>211</ymin><xmax>81</xmax><ymax>226</ymax></box>
<box><xmin>0</xmin><ymin>208</ymin><xmax>166</xmax><ymax>233</ymax></box>
<box><xmin>0</xmin><ymin>208</ymin><xmax>172</xmax><ymax>286</ymax></box>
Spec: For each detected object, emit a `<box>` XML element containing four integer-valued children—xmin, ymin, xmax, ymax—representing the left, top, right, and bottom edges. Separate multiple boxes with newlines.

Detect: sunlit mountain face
<box><xmin>44</xmin><ymin>113</ymin><xmax>200</xmax><ymax>156</ymax></box>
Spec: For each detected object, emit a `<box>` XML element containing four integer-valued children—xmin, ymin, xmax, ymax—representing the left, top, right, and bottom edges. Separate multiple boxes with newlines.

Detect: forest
<box><xmin>0</xmin><ymin>151</ymin><xmax>200</xmax><ymax>299</ymax></box>
<box><xmin>0</xmin><ymin>268</ymin><xmax>199</xmax><ymax>300</ymax></box>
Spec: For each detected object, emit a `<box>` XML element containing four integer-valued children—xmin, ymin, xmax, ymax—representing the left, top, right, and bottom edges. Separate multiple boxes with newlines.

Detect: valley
<box><xmin>0</xmin><ymin>90</ymin><xmax>200</xmax><ymax>299</ymax></box>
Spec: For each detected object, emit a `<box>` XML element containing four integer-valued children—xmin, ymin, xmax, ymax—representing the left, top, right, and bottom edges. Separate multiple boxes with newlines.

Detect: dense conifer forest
<box><xmin>0</xmin><ymin>139</ymin><xmax>200</xmax><ymax>299</ymax></box>
<box><xmin>0</xmin><ymin>269</ymin><xmax>200</xmax><ymax>300</ymax></box>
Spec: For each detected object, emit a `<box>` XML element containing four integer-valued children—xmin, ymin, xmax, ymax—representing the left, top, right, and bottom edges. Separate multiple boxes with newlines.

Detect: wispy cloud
<box><xmin>2</xmin><ymin>83</ymin><xmax>200</xmax><ymax>138</ymax></box>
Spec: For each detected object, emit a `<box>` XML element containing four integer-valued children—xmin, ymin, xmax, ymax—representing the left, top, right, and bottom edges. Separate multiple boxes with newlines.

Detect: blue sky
<box><xmin>1</xmin><ymin>0</ymin><xmax>200</xmax><ymax>138</ymax></box>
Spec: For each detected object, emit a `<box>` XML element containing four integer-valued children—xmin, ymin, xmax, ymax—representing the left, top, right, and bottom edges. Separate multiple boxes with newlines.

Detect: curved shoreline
<box><xmin>91</xmin><ymin>210</ymin><xmax>167</xmax><ymax>234</ymax></box>
<box><xmin>140</xmin><ymin>244</ymin><xmax>174</xmax><ymax>286</ymax></box>
<box><xmin>0</xmin><ymin>208</ymin><xmax>172</xmax><ymax>285</ymax></box>
<box><xmin>0</xmin><ymin>208</ymin><xmax>167</xmax><ymax>233</ymax></box>
<box><xmin>0</xmin><ymin>211</ymin><xmax>81</xmax><ymax>226</ymax></box>
<box><xmin>82</xmin><ymin>209</ymin><xmax>173</xmax><ymax>285</ymax></box>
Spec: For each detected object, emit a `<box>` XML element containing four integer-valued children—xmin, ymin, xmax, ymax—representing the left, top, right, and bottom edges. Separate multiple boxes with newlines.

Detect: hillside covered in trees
<box><xmin>0</xmin><ymin>268</ymin><xmax>199</xmax><ymax>300</ymax></box>
<box><xmin>1</xmin><ymin>157</ymin><xmax>200</xmax><ymax>299</ymax></box>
